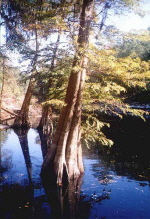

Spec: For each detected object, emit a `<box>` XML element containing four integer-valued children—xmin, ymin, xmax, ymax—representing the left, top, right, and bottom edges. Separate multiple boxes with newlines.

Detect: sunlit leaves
<box><xmin>81</xmin><ymin>43</ymin><xmax>149</xmax><ymax>147</ymax></box>
<box><xmin>81</xmin><ymin>113</ymin><xmax>114</xmax><ymax>148</ymax></box>
<box><xmin>88</xmin><ymin>46</ymin><xmax>150</xmax><ymax>93</ymax></box>
<box><xmin>43</xmin><ymin>99</ymin><xmax>66</xmax><ymax>109</ymax></box>
<box><xmin>116</xmin><ymin>31</ymin><xmax>150</xmax><ymax>61</ymax></box>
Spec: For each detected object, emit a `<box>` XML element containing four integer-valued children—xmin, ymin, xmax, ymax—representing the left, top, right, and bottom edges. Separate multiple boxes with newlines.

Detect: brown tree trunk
<box><xmin>37</xmin><ymin>33</ymin><xmax>60</xmax><ymax>132</ymax></box>
<box><xmin>37</xmin><ymin>104</ymin><xmax>53</xmax><ymax>148</ymax></box>
<box><xmin>41</xmin><ymin>0</ymin><xmax>95</xmax><ymax>185</ymax></box>
<box><xmin>13</xmin><ymin>22</ymin><xmax>38</xmax><ymax>129</ymax></box>
<box><xmin>37</xmin><ymin>104</ymin><xmax>52</xmax><ymax>133</ymax></box>
<box><xmin>13</xmin><ymin>79</ymin><xmax>34</xmax><ymax>129</ymax></box>
<box><xmin>0</xmin><ymin>57</ymin><xmax>5</xmax><ymax>122</ymax></box>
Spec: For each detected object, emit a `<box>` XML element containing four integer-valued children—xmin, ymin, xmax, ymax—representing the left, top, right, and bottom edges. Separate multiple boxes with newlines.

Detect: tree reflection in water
<box><xmin>37</xmin><ymin>129</ymin><xmax>48</xmax><ymax>159</ymax></box>
<box><xmin>41</xmin><ymin>167</ymin><xmax>111</xmax><ymax>219</ymax></box>
<box><xmin>102</xmin><ymin>116</ymin><xmax>150</xmax><ymax>181</ymax></box>
<box><xmin>0</xmin><ymin>129</ymin><xmax>34</xmax><ymax>218</ymax></box>
<box><xmin>14</xmin><ymin>128</ymin><xmax>33</xmax><ymax>184</ymax></box>
<box><xmin>0</xmin><ymin>129</ymin><xmax>12</xmax><ymax>175</ymax></box>
<box><xmin>0</xmin><ymin>119</ymin><xmax>149</xmax><ymax>219</ymax></box>
<box><xmin>41</xmin><ymin>172</ymin><xmax>82</xmax><ymax>218</ymax></box>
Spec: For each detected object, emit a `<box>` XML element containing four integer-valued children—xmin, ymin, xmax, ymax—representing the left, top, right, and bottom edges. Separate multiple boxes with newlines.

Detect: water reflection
<box><xmin>14</xmin><ymin>129</ymin><xmax>32</xmax><ymax>184</ymax></box>
<box><xmin>0</xmin><ymin>129</ymin><xmax>45</xmax><ymax>219</ymax></box>
<box><xmin>82</xmin><ymin>153</ymin><xmax>150</xmax><ymax>219</ymax></box>
<box><xmin>0</xmin><ymin>129</ymin><xmax>12</xmax><ymax>174</ymax></box>
<box><xmin>102</xmin><ymin>116</ymin><xmax>150</xmax><ymax>181</ymax></box>
<box><xmin>0</xmin><ymin>121</ymin><xmax>150</xmax><ymax>219</ymax></box>
<box><xmin>38</xmin><ymin>129</ymin><xmax>48</xmax><ymax>159</ymax></box>
<box><xmin>42</xmin><ymin>175</ymin><xmax>83</xmax><ymax>219</ymax></box>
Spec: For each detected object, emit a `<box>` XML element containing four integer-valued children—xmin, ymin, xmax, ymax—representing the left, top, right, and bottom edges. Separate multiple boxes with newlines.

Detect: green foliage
<box><xmin>80</xmin><ymin>42</ymin><xmax>149</xmax><ymax>147</ymax></box>
<box><xmin>33</xmin><ymin>55</ymin><xmax>72</xmax><ymax>104</ymax></box>
<box><xmin>116</xmin><ymin>30</ymin><xmax>150</xmax><ymax>61</ymax></box>
<box><xmin>81</xmin><ymin>113</ymin><xmax>114</xmax><ymax>147</ymax></box>
<box><xmin>43</xmin><ymin>99</ymin><xmax>66</xmax><ymax>109</ymax></box>
<box><xmin>0</xmin><ymin>54</ymin><xmax>24</xmax><ymax>100</ymax></box>
<box><xmin>87</xmin><ymin>45</ymin><xmax>150</xmax><ymax>94</ymax></box>
<box><xmin>35</xmin><ymin>43</ymin><xmax>149</xmax><ymax>147</ymax></box>
<box><xmin>1</xmin><ymin>0</ymin><xmax>149</xmax><ymax>148</ymax></box>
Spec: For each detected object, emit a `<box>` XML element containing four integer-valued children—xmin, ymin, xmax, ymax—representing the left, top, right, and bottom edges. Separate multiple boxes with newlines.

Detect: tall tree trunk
<box><xmin>41</xmin><ymin>0</ymin><xmax>95</xmax><ymax>185</ymax></box>
<box><xmin>13</xmin><ymin>22</ymin><xmax>38</xmax><ymax>129</ymax></box>
<box><xmin>37</xmin><ymin>104</ymin><xmax>52</xmax><ymax>132</ymax></box>
<box><xmin>37</xmin><ymin>104</ymin><xmax>53</xmax><ymax>149</ymax></box>
<box><xmin>37</xmin><ymin>33</ymin><xmax>60</xmax><ymax>132</ymax></box>
<box><xmin>13</xmin><ymin>79</ymin><xmax>34</xmax><ymax>129</ymax></box>
<box><xmin>0</xmin><ymin>57</ymin><xmax>5</xmax><ymax>122</ymax></box>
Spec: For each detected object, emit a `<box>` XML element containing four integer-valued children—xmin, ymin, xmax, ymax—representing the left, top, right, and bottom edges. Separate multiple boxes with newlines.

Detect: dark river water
<box><xmin>0</xmin><ymin>117</ymin><xmax>150</xmax><ymax>219</ymax></box>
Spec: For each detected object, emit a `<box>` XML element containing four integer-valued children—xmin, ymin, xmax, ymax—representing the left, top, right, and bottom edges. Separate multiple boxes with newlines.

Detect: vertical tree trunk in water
<box><xmin>0</xmin><ymin>57</ymin><xmax>5</xmax><ymax>120</ymax></box>
<box><xmin>37</xmin><ymin>104</ymin><xmax>53</xmax><ymax>148</ymax></box>
<box><xmin>37</xmin><ymin>104</ymin><xmax>52</xmax><ymax>134</ymax></box>
<box><xmin>42</xmin><ymin>0</ymin><xmax>95</xmax><ymax>185</ymax></box>
<box><xmin>13</xmin><ymin>79</ymin><xmax>34</xmax><ymax>129</ymax></box>
<box><xmin>37</xmin><ymin>33</ymin><xmax>60</xmax><ymax>132</ymax></box>
<box><xmin>13</xmin><ymin>23</ymin><xmax>38</xmax><ymax>129</ymax></box>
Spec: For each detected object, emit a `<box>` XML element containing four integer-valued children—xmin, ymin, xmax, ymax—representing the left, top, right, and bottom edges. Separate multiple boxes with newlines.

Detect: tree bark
<box><xmin>37</xmin><ymin>104</ymin><xmax>52</xmax><ymax>133</ymax></box>
<box><xmin>41</xmin><ymin>0</ymin><xmax>95</xmax><ymax>185</ymax></box>
<box><xmin>12</xmin><ymin>79</ymin><xmax>34</xmax><ymax>129</ymax></box>
<box><xmin>37</xmin><ymin>33</ymin><xmax>60</xmax><ymax>132</ymax></box>
<box><xmin>37</xmin><ymin>104</ymin><xmax>53</xmax><ymax>151</ymax></box>
<box><xmin>0</xmin><ymin>57</ymin><xmax>5</xmax><ymax>122</ymax></box>
<box><xmin>13</xmin><ymin>21</ymin><xmax>38</xmax><ymax>129</ymax></box>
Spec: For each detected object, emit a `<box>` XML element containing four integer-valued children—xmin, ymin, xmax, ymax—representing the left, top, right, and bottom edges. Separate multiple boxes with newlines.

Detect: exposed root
<box><xmin>55</xmin><ymin>159</ymin><xmax>69</xmax><ymax>186</ymax></box>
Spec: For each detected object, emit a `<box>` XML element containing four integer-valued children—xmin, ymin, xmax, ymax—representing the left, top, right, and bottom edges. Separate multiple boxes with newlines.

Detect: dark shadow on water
<box><xmin>0</xmin><ymin>129</ymin><xmax>34</xmax><ymax>219</ymax></box>
<box><xmin>0</xmin><ymin>183</ymin><xmax>34</xmax><ymax>219</ymax></box>
<box><xmin>41</xmin><ymin>174</ymin><xmax>88</xmax><ymax>219</ymax></box>
<box><xmin>0</xmin><ymin>115</ymin><xmax>150</xmax><ymax>218</ymax></box>
<box><xmin>41</xmin><ymin>169</ymin><xmax>111</xmax><ymax>219</ymax></box>
<box><xmin>37</xmin><ymin>129</ymin><xmax>48</xmax><ymax>159</ymax></box>
<box><xmin>41</xmin><ymin>166</ymin><xmax>82</xmax><ymax>219</ymax></box>
<box><xmin>101</xmin><ymin>116</ymin><xmax>150</xmax><ymax>181</ymax></box>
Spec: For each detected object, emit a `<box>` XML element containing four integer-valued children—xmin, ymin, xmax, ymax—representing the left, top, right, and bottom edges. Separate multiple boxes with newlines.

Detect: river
<box><xmin>0</xmin><ymin>116</ymin><xmax>150</xmax><ymax>219</ymax></box>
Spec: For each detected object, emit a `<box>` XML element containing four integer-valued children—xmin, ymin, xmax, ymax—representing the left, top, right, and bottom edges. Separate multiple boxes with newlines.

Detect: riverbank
<box><xmin>0</xmin><ymin>96</ymin><xmax>42</xmax><ymax>128</ymax></box>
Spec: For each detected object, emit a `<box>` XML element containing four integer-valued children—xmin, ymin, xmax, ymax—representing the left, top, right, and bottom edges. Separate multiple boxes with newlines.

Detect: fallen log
<box><xmin>0</xmin><ymin>124</ymin><xmax>10</xmax><ymax>130</ymax></box>
<box><xmin>1</xmin><ymin>116</ymin><xmax>16</xmax><ymax>122</ymax></box>
<box><xmin>1</xmin><ymin>107</ymin><xmax>20</xmax><ymax>117</ymax></box>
